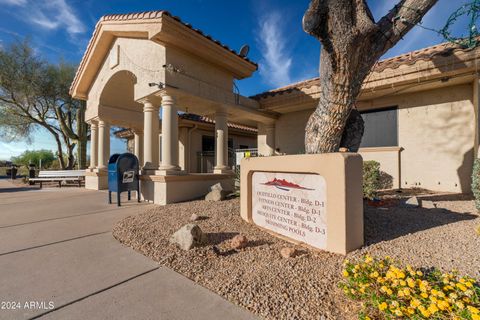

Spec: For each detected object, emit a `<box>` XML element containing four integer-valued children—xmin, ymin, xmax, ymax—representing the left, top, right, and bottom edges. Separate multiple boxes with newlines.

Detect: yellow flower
<box><xmin>420</xmin><ymin>309</ymin><xmax>431</xmax><ymax>318</ymax></box>
<box><xmin>364</xmin><ymin>317</ymin><xmax>372</xmax><ymax>320</ymax></box>
<box><xmin>402</xmin><ymin>288</ymin><xmax>411</xmax><ymax>296</ymax></box>
<box><xmin>421</xmin><ymin>292</ymin><xmax>428</xmax><ymax>298</ymax></box>
<box><xmin>369</xmin><ymin>271</ymin><xmax>379</xmax><ymax>278</ymax></box>
<box><xmin>449</xmin><ymin>293</ymin><xmax>458</xmax><ymax>299</ymax></box>
<box><xmin>378</xmin><ymin>302</ymin><xmax>388</xmax><ymax>311</ymax></box>
<box><xmin>465</xmin><ymin>281</ymin><xmax>473</xmax><ymax>288</ymax></box>
<box><xmin>468</xmin><ymin>306</ymin><xmax>480</xmax><ymax>314</ymax></box>
<box><xmin>410</xmin><ymin>299</ymin><xmax>421</xmax><ymax>308</ymax></box>
<box><xmin>436</xmin><ymin>300</ymin><xmax>449</xmax><ymax>311</ymax></box>
<box><xmin>456</xmin><ymin>283</ymin><xmax>467</xmax><ymax>292</ymax></box>
<box><xmin>342</xmin><ymin>270</ymin><xmax>349</xmax><ymax>277</ymax></box>
<box><xmin>472</xmin><ymin>314</ymin><xmax>480</xmax><ymax>320</ymax></box>
<box><xmin>416</xmin><ymin>270</ymin><xmax>423</xmax><ymax>276</ymax></box>
<box><xmin>407</xmin><ymin>278</ymin><xmax>415</xmax><ymax>288</ymax></box>
<box><xmin>380</xmin><ymin>286</ymin><xmax>388</xmax><ymax>293</ymax></box>
<box><xmin>386</xmin><ymin>288</ymin><xmax>393</xmax><ymax>296</ymax></box>
<box><xmin>407</xmin><ymin>307</ymin><xmax>415</xmax><ymax>315</ymax></box>
<box><xmin>428</xmin><ymin>303</ymin><xmax>439</xmax><ymax>314</ymax></box>
<box><xmin>394</xmin><ymin>309</ymin><xmax>403</xmax><ymax>316</ymax></box>
<box><xmin>364</xmin><ymin>255</ymin><xmax>373</xmax><ymax>263</ymax></box>
<box><xmin>455</xmin><ymin>301</ymin><xmax>464</xmax><ymax>309</ymax></box>
<box><xmin>400</xmin><ymin>280</ymin><xmax>407</xmax><ymax>286</ymax></box>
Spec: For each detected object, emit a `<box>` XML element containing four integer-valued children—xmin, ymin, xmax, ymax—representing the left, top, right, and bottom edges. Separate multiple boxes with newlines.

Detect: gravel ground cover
<box><xmin>113</xmin><ymin>194</ymin><xmax>480</xmax><ymax>320</ymax></box>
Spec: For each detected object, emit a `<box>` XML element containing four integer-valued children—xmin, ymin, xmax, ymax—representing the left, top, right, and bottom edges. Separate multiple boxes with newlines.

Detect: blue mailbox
<box><xmin>108</xmin><ymin>153</ymin><xmax>140</xmax><ymax>206</ymax></box>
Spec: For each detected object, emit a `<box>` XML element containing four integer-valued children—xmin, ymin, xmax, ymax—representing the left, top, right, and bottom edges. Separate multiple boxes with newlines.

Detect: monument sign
<box><xmin>240</xmin><ymin>153</ymin><xmax>364</xmax><ymax>254</ymax></box>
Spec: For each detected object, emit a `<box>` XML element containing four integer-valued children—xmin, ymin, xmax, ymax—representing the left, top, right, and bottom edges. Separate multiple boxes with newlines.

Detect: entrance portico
<box><xmin>71</xmin><ymin>10</ymin><xmax>277</xmax><ymax>204</ymax></box>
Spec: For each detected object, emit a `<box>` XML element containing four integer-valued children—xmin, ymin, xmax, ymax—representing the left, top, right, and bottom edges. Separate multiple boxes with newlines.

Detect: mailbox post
<box><xmin>108</xmin><ymin>153</ymin><xmax>140</xmax><ymax>206</ymax></box>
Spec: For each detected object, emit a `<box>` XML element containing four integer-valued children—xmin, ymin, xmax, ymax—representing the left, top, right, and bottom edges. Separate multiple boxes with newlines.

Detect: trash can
<box><xmin>10</xmin><ymin>165</ymin><xmax>17</xmax><ymax>180</ymax></box>
<box><xmin>28</xmin><ymin>163</ymin><xmax>36</xmax><ymax>185</ymax></box>
<box><xmin>108</xmin><ymin>153</ymin><xmax>140</xmax><ymax>206</ymax></box>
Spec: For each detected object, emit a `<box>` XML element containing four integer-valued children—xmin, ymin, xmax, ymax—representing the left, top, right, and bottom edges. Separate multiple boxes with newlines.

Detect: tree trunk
<box><xmin>303</xmin><ymin>0</ymin><xmax>438</xmax><ymax>153</ymax></box>
<box><xmin>76</xmin><ymin>102</ymin><xmax>88</xmax><ymax>169</ymax></box>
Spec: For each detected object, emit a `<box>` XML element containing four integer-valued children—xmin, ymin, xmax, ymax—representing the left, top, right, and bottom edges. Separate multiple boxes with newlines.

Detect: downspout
<box><xmin>187</xmin><ymin>124</ymin><xmax>198</xmax><ymax>173</ymax></box>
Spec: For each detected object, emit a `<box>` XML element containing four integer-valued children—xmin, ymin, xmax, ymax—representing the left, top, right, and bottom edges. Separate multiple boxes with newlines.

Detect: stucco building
<box><xmin>253</xmin><ymin>42</ymin><xmax>480</xmax><ymax>193</ymax></box>
<box><xmin>70</xmin><ymin>10</ymin><xmax>480</xmax><ymax>205</ymax></box>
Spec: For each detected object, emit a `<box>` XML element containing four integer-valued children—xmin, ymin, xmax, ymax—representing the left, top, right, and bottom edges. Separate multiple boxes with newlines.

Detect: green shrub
<box><xmin>363</xmin><ymin>161</ymin><xmax>381</xmax><ymax>200</ymax></box>
<box><xmin>472</xmin><ymin>159</ymin><xmax>480</xmax><ymax>211</ymax></box>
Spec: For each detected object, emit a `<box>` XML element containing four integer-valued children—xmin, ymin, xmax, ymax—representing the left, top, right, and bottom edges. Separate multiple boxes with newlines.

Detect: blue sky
<box><xmin>0</xmin><ymin>0</ymin><xmax>473</xmax><ymax>160</ymax></box>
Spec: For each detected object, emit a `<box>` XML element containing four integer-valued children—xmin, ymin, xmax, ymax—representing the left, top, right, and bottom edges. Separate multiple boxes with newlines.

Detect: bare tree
<box><xmin>303</xmin><ymin>0</ymin><xmax>438</xmax><ymax>153</ymax></box>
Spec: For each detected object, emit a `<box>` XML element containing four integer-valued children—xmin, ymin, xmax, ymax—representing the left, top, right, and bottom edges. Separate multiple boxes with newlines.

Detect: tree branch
<box><xmin>375</xmin><ymin>0</ymin><xmax>438</xmax><ymax>54</ymax></box>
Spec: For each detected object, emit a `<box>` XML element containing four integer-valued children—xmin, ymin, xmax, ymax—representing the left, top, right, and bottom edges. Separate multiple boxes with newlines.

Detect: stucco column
<box><xmin>258</xmin><ymin>123</ymin><xmax>276</xmax><ymax>156</ymax></box>
<box><xmin>134</xmin><ymin>131</ymin><xmax>143</xmax><ymax>166</ymax></box>
<box><xmin>214</xmin><ymin>110</ymin><xmax>230</xmax><ymax>173</ymax></box>
<box><xmin>159</xmin><ymin>94</ymin><xmax>181</xmax><ymax>173</ymax></box>
<box><xmin>98</xmin><ymin>120</ymin><xmax>110</xmax><ymax>169</ymax></box>
<box><xmin>88</xmin><ymin>121</ymin><xmax>98</xmax><ymax>169</ymax></box>
<box><xmin>142</xmin><ymin>100</ymin><xmax>160</xmax><ymax>171</ymax></box>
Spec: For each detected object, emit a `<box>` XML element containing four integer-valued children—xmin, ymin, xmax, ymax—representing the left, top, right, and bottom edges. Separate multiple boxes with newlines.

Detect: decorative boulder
<box><xmin>230</xmin><ymin>234</ymin><xmax>248</xmax><ymax>249</ymax></box>
<box><xmin>210</xmin><ymin>183</ymin><xmax>223</xmax><ymax>192</ymax></box>
<box><xmin>205</xmin><ymin>183</ymin><xmax>230</xmax><ymax>201</ymax></box>
<box><xmin>421</xmin><ymin>200</ymin><xmax>436</xmax><ymax>209</ymax></box>
<box><xmin>403</xmin><ymin>196</ymin><xmax>419</xmax><ymax>208</ymax></box>
<box><xmin>280</xmin><ymin>247</ymin><xmax>298</xmax><ymax>259</ymax></box>
<box><xmin>169</xmin><ymin>224</ymin><xmax>207</xmax><ymax>250</ymax></box>
<box><xmin>189</xmin><ymin>213</ymin><xmax>200</xmax><ymax>222</ymax></box>
<box><xmin>205</xmin><ymin>189</ymin><xmax>228</xmax><ymax>201</ymax></box>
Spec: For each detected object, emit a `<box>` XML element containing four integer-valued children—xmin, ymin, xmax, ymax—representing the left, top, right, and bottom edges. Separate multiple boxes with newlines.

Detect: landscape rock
<box><xmin>210</xmin><ymin>182</ymin><xmax>224</xmax><ymax>192</ymax></box>
<box><xmin>189</xmin><ymin>213</ymin><xmax>200</xmax><ymax>222</ymax></box>
<box><xmin>421</xmin><ymin>200</ymin><xmax>436</xmax><ymax>209</ymax></box>
<box><xmin>205</xmin><ymin>189</ymin><xmax>228</xmax><ymax>201</ymax></box>
<box><xmin>280</xmin><ymin>247</ymin><xmax>297</xmax><ymax>259</ymax></box>
<box><xmin>230</xmin><ymin>234</ymin><xmax>248</xmax><ymax>249</ymax></box>
<box><xmin>403</xmin><ymin>196</ymin><xmax>419</xmax><ymax>207</ymax></box>
<box><xmin>169</xmin><ymin>223</ymin><xmax>207</xmax><ymax>250</ymax></box>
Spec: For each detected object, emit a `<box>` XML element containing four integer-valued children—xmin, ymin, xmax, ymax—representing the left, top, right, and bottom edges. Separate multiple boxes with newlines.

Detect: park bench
<box><xmin>29</xmin><ymin>170</ymin><xmax>86</xmax><ymax>188</ymax></box>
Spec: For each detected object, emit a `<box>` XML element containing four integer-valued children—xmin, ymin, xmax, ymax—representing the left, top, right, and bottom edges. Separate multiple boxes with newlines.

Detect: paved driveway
<box><xmin>0</xmin><ymin>179</ymin><xmax>255</xmax><ymax>320</ymax></box>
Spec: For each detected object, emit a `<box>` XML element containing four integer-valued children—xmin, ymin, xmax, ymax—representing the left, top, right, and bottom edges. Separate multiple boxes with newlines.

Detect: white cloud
<box><xmin>256</xmin><ymin>12</ymin><xmax>293</xmax><ymax>88</ymax></box>
<box><xmin>4</xmin><ymin>0</ymin><xmax>85</xmax><ymax>37</ymax></box>
<box><xmin>0</xmin><ymin>0</ymin><xmax>27</xmax><ymax>6</ymax></box>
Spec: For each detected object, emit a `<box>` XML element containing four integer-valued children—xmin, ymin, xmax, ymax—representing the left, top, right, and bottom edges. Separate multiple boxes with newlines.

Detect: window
<box><xmin>360</xmin><ymin>106</ymin><xmax>398</xmax><ymax>148</ymax></box>
<box><xmin>202</xmin><ymin>136</ymin><xmax>215</xmax><ymax>152</ymax></box>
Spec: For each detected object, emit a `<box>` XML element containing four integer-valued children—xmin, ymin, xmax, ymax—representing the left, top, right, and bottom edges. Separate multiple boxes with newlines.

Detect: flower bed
<box><xmin>340</xmin><ymin>255</ymin><xmax>480</xmax><ymax>319</ymax></box>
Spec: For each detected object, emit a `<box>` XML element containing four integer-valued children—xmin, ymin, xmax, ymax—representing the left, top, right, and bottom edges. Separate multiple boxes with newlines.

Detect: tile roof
<box><xmin>179</xmin><ymin>113</ymin><xmax>257</xmax><ymax>132</ymax></box>
<box><xmin>114</xmin><ymin>113</ymin><xmax>257</xmax><ymax>138</ymax></box>
<box><xmin>251</xmin><ymin>40</ymin><xmax>476</xmax><ymax>99</ymax></box>
<box><xmin>71</xmin><ymin>11</ymin><xmax>257</xmax><ymax>95</ymax></box>
<box><xmin>100</xmin><ymin>11</ymin><xmax>257</xmax><ymax>67</ymax></box>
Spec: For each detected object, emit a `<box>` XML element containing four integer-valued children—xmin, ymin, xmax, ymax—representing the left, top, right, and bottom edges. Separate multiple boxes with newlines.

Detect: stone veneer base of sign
<box><xmin>240</xmin><ymin>153</ymin><xmax>363</xmax><ymax>255</ymax></box>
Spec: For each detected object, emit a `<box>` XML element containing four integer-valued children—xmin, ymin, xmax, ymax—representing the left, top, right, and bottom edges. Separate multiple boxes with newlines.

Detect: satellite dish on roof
<box><xmin>239</xmin><ymin>44</ymin><xmax>250</xmax><ymax>57</ymax></box>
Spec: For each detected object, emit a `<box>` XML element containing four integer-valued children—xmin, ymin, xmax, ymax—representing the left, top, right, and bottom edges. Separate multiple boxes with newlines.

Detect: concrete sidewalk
<box><xmin>0</xmin><ymin>179</ymin><xmax>256</xmax><ymax>320</ymax></box>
